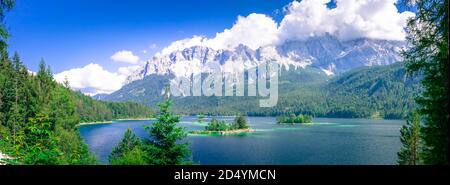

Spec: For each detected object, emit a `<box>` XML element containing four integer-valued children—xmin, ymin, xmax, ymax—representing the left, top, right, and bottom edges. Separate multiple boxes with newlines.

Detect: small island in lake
<box><xmin>276</xmin><ymin>114</ymin><xmax>313</xmax><ymax>125</ymax></box>
<box><xmin>190</xmin><ymin>115</ymin><xmax>253</xmax><ymax>135</ymax></box>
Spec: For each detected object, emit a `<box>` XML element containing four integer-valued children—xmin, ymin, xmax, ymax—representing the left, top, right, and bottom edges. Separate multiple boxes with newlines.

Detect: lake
<box><xmin>79</xmin><ymin>117</ymin><xmax>403</xmax><ymax>165</ymax></box>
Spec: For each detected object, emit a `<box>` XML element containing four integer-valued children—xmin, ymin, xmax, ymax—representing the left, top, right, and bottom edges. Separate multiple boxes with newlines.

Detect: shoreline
<box><xmin>277</xmin><ymin>122</ymin><xmax>314</xmax><ymax>125</ymax></box>
<box><xmin>77</xmin><ymin>121</ymin><xmax>113</xmax><ymax>126</ymax></box>
<box><xmin>190</xmin><ymin>128</ymin><xmax>254</xmax><ymax>136</ymax></box>
<box><xmin>188</xmin><ymin>115</ymin><xmax>404</xmax><ymax>121</ymax></box>
<box><xmin>114</xmin><ymin>118</ymin><xmax>156</xmax><ymax>121</ymax></box>
<box><xmin>76</xmin><ymin>118</ymin><xmax>156</xmax><ymax>126</ymax></box>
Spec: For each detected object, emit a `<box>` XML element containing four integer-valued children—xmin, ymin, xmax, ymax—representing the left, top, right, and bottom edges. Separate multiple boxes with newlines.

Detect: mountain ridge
<box><xmin>124</xmin><ymin>35</ymin><xmax>405</xmax><ymax>84</ymax></box>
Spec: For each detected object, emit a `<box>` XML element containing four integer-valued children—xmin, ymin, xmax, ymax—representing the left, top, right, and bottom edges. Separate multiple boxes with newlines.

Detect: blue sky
<box><xmin>6</xmin><ymin>0</ymin><xmax>293</xmax><ymax>73</ymax></box>
<box><xmin>5</xmin><ymin>0</ymin><xmax>413</xmax><ymax>95</ymax></box>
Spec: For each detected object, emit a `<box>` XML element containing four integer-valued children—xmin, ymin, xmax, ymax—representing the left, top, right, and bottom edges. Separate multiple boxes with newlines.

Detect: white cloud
<box><xmin>54</xmin><ymin>63</ymin><xmax>127</xmax><ymax>95</ymax></box>
<box><xmin>278</xmin><ymin>0</ymin><xmax>415</xmax><ymax>42</ymax></box>
<box><xmin>27</xmin><ymin>70</ymin><xmax>36</xmax><ymax>76</ymax></box>
<box><xmin>118</xmin><ymin>65</ymin><xmax>141</xmax><ymax>77</ymax></box>
<box><xmin>110</xmin><ymin>50</ymin><xmax>140</xmax><ymax>64</ymax></box>
<box><xmin>160</xmin><ymin>13</ymin><xmax>279</xmax><ymax>55</ymax></box>
<box><xmin>206</xmin><ymin>13</ymin><xmax>279</xmax><ymax>50</ymax></box>
<box><xmin>160</xmin><ymin>36</ymin><xmax>208</xmax><ymax>55</ymax></box>
<box><xmin>160</xmin><ymin>0</ymin><xmax>414</xmax><ymax>54</ymax></box>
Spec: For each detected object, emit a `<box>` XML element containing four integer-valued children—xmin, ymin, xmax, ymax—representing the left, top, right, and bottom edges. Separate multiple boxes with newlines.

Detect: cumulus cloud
<box><xmin>160</xmin><ymin>36</ymin><xmax>208</xmax><ymax>55</ymax></box>
<box><xmin>111</xmin><ymin>50</ymin><xmax>140</xmax><ymax>64</ymax></box>
<box><xmin>206</xmin><ymin>13</ymin><xmax>279</xmax><ymax>50</ymax></box>
<box><xmin>278</xmin><ymin>0</ymin><xmax>415</xmax><ymax>42</ymax></box>
<box><xmin>54</xmin><ymin>63</ymin><xmax>127</xmax><ymax>95</ymax></box>
<box><xmin>118</xmin><ymin>65</ymin><xmax>141</xmax><ymax>77</ymax></box>
<box><xmin>160</xmin><ymin>0</ymin><xmax>414</xmax><ymax>54</ymax></box>
<box><xmin>160</xmin><ymin>13</ymin><xmax>279</xmax><ymax>55</ymax></box>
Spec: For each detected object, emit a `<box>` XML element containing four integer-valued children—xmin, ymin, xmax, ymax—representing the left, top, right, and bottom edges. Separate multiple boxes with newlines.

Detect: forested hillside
<box><xmin>230</xmin><ymin>63</ymin><xmax>420</xmax><ymax>119</ymax></box>
<box><xmin>1</xmin><ymin>53</ymin><xmax>95</xmax><ymax>164</ymax></box>
<box><xmin>324</xmin><ymin>62</ymin><xmax>421</xmax><ymax>118</ymax></box>
<box><xmin>72</xmin><ymin>91</ymin><xmax>154</xmax><ymax>123</ymax></box>
<box><xmin>0</xmin><ymin>53</ymin><xmax>153</xmax><ymax>164</ymax></box>
<box><xmin>0</xmin><ymin>0</ymin><xmax>154</xmax><ymax>164</ymax></box>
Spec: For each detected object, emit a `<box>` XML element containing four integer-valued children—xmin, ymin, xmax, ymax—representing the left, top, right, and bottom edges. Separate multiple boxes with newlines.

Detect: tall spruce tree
<box><xmin>402</xmin><ymin>0</ymin><xmax>449</xmax><ymax>164</ymax></box>
<box><xmin>36</xmin><ymin>59</ymin><xmax>55</xmax><ymax>113</ymax></box>
<box><xmin>142</xmin><ymin>96</ymin><xmax>190</xmax><ymax>165</ymax></box>
<box><xmin>398</xmin><ymin>111</ymin><xmax>422</xmax><ymax>165</ymax></box>
<box><xmin>7</xmin><ymin>52</ymin><xmax>26</xmax><ymax>146</ymax></box>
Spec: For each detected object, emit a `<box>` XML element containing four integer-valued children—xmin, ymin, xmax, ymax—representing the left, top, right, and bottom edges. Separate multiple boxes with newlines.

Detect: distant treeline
<box><xmin>72</xmin><ymin>92</ymin><xmax>154</xmax><ymax>123</ymax></box>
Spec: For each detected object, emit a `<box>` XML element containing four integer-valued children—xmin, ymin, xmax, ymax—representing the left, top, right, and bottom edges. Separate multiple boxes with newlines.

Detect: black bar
<box><xmin>0</xmin><ymin>165</ymin><xmax>448</xmax><ymax>184</ymax></box>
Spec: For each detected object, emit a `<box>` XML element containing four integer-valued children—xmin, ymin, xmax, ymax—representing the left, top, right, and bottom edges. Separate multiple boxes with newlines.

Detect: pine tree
<box><xmin>6</xmin><ymin>103</ymin><xmax>20</xmax><ymax>145</ymax></box>
<box><xmin>7</xmin><ymin>52</ymin><xmax>26</xmax><ymax>146</ymax></box>
<box><xmin>109</xmin><ymin>128</ymin><xmax>141</xmax><ymax>160</ymax></box>
<box><xmin>142</xmin><ymin>98</ymin><xmax>190</xmax><ymax>165</ymax></box>
<box><xmin>402</xmin><ymin>0</ymin><xmax>449</xmax><ymax>164</ymax></box>
<box><xmin>0</xmin><ymin>0</ymin><xmax>14</xmax><ymax>55</ymax></box>
<box><xmin>22</xmin><ymin>114</ymin><xmax>61</xmax><ymax>165</ymax></box>
<box><xmin>109</xmin><ymin>128</ymin><xmax>145</xmax><ymax>165</ymax></box>
<box><xmin>54</xmin><ymin>125</ymin><xmax>97</xmax><ymax>165</ymax></box>
<box><xmin>233</xmin><ymin>115</ymin><xmax>249</xmax><ymax>129</ymax></box>
<box><xmin>398</xmin><ymin>111</ymin><xmax>422</xmax><ymax>165</ymax></box>
<box><xmin>36</xmin><ymin>59</ymin><xmax>55</xmax><ymax>113</ymax></box>
<box><xmin>50</xmin><ymin>86</ymin><xmax>80</xmax><ymax>130</ymax></box>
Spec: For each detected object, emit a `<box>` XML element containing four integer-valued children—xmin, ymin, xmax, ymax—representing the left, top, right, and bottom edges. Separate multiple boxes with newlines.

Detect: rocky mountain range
<box><xmin>124</xmin><ymin>34</ymin><xmax>405</xmax><ymax>84</ymax></box>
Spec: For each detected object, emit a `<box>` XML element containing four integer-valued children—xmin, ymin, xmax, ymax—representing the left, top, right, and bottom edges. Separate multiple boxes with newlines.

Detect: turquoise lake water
<box><xmin>79</xmin><ymin>117</ymin><xmax>403</xmax><ymax>165</ymax></box>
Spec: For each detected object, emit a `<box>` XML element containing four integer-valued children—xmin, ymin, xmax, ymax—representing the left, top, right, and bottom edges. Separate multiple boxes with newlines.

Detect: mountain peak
<box><xmin>124</xmin><ymin>35</ymin><xmax>404</xmax><ymax>84</ymax></box>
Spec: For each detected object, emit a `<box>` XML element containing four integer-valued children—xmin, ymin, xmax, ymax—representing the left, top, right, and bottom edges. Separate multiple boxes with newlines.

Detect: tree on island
<box><xmin>202</xmin><ymin>116</ymin><xmax>250</xmax><ymax>132</ymax></box>
<box><xmin>232</xmin><ymin>115</ymin><xmax>249</xmax><ymax>129</ymax></box>
<box><xmin>197</xmin><ymin>114</ymin><xmax>206</xmax><ymax>123</ymax></box>
<box><xmin>205</xmin><ymin>118</ymin><xmax>228</xmax><ymax>131</ymax></box>
<box><xmin>402</xmin><ymin>0</ymin><xmax>449</xmax><ymax>165</ymax></box>
<box><xmin>276</xmin><ymin>114</ymin><xmax>313</xmax><ymax>124</ymax></box>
